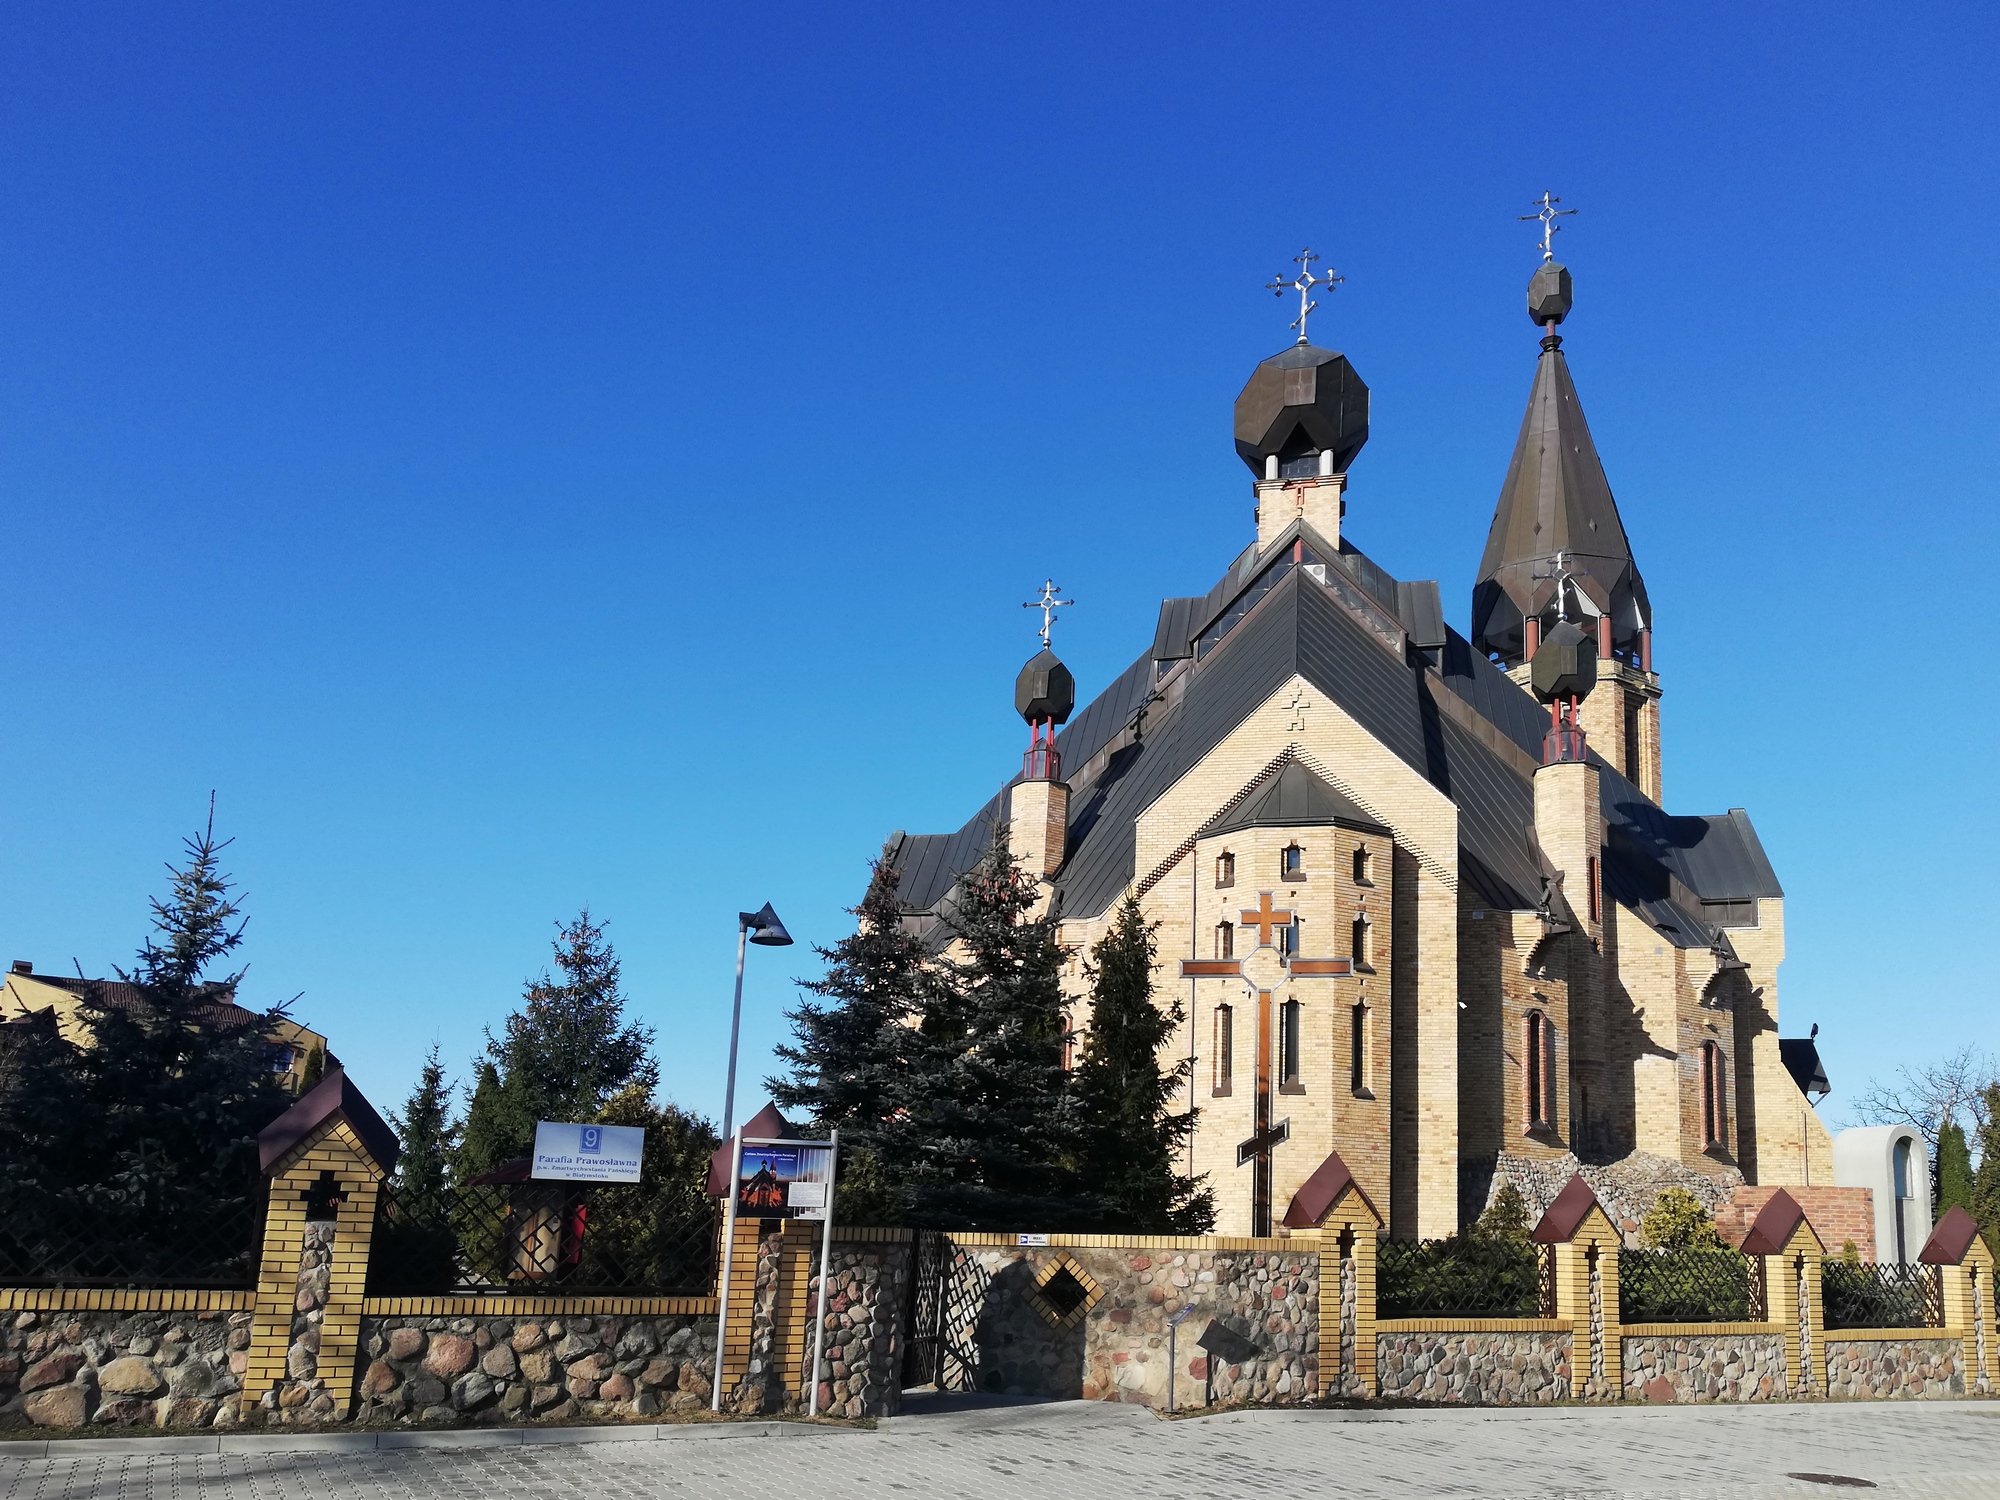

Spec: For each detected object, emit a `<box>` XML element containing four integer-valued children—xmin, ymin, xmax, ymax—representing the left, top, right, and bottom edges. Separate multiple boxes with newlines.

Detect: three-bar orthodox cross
<box><xmin>1267</xmin><ymin>249</ymin><xmax>1343</xmax><ymax>346</ymax></box>
<box><xmin>1520</xmin><ymin>192</ymin><xmax>1577</xmax><ymax>262</ymax></box>
<box><xmin>1022</xmin><ymin>580</ymin><xmax>1073</xmax><ymax>651</ymax></box>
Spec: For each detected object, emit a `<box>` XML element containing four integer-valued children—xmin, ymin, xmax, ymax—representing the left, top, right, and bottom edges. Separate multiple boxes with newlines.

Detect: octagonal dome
<box><xmin>1233</xmin><ymin>343</ymin><xmax>1369</xmax><ymax>478</ymax></box>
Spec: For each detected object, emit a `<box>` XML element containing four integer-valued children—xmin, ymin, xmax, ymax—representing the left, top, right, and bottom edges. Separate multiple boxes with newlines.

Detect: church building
<box><xmin>881</xmin><ymin>242</ymin><xmax>1829</xmax><ymax>1241</ymax></box>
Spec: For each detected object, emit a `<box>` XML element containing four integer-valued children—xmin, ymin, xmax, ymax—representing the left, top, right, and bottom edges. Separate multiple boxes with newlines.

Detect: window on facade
<box><xmin>1525</xmin><ymin>1010</ymin><xmax>1556</xmax><ymax>1131</ymax></box>
<box><xmin>1350</xmin><ymin>914</ymin><xmax>1372</xmax><ymax>970</ymax></box>
<box><xmin>1281</xmin><ymin>843</ymin><xmax>1305</xmax><ymax>880</ymax></box>
<box><xmin>1586</xmin><ymin>856</ymin><xmax>1600</xmax><ymax>923</ymax></box>
<box><xmin>1060</xmin><ymin>1010</ymin><xmax>1074</xmax><ymax>1073</ymax></box>
<box><xmin>1700</xmin><ymin>1041</ymin><xmax>1728</xmax><ymax>1150</ymax></box>
<box><xmin>1279</xmin><ymin>999</ymin><xmax>1303</xmax><ymax>1092</ymax></box>
<box><xmin>1623</xmin><ymin>692</ymin><xmax>1642</xmax><ymax>783</ymax></box>
<box><xmin>1215</xmin><ymin>921</ymin><xmax>1234</xmax><ymax>960</ymax></box>
<box><xmin>1212</xmin><ymin>1004</ymin><xmax>1233</xmax><ymax>1097</ymax></box>
<box><xmin>1215</xmin><ymin>851</ymin><xmax>1235</xmax><ymax>889</ymax></box>
<box><xmin>1279</xmin><ymin>918</ymin><xmax>1301</xmax><ymax>957</ymax></box>
<box><xmin>1352</xmin><ymin>845</ymin><xmax>1374</xmax><ymax>885</ymax></box>
<box><xmin>1350</xmin><ymin>1002</ymin><xmax>1369</xmax><ymax>1095</ymax></box>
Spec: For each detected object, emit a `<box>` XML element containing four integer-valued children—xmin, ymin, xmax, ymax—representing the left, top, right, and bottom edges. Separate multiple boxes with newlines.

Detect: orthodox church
<box><xmin>882</xmin><ymin>238</ymin><xmax>1828</xmax><ymax>1241</ymax></box>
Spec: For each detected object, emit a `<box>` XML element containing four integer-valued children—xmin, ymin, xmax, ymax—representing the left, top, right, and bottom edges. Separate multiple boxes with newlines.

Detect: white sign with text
<box><xmin>531</xmin><ymin>1121</ymin><xmax>645</xmax><ymax>1183</ymax></box>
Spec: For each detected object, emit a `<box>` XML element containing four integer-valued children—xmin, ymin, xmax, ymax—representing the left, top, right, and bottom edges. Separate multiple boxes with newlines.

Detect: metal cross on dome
<box><xmin>1022</xmin><ymin>580</ymin><xmax>1073</xmax><ymax>650</ymax></box>
<box><xmin>1267</xmin><ymin>248</ymin><xmax>1342</xmax><ymax>345</ymax></box>
<box><xmin>1521</xmin><ymin>192</ymin><xmax>1577</xmax><ymax>262</ymax></box>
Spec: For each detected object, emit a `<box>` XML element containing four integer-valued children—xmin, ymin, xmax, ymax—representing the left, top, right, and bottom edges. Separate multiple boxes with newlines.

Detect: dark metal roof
<box><xmin>887</xmin><ymin>525</ymin><xmax>1778</xmax><ymax>939</ymax></box>
<box><xmin>1531</xmin><ymin>1174</ymin><xmax>1603</xmax><ymax>1243</ymax></box>
<box><xmin>1920</xmin><ymin>1205</ymin><xmax>1984</xmax><ymax>1266</ymax></box>
<box><xmin>1207</xmin><ymin>759</ymin><xmax>1386</xmax><ymax>837</ymax></box>
<box><xmin>1152</xmin><ymin>598</ymin><xmax>1202</xmax><ymax>662</ymax></box>
<box><xmin>257</xmin><ymin>1066</ymin><xmax>399</xmax><ymax>1176</ymax></box>
<box><xmin>1471</xmin><ymin>325</ymin><xmax>1652</xmax><ymax>663</ymax></box>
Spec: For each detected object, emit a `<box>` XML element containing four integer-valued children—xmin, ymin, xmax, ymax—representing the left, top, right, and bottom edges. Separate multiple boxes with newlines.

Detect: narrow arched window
<box><xmin>1279</xmin><ymin>917</ymin><xmax>1301</xmax><ymax>957</ymax></box>
<box><xmin>1215</xmin><ymin>851</ymin><xmax>1235</xmax><ymax>889</ymax></box>
<box><xmin>1350</xmin><ymin>914</ymin><xmax>1372</xmax><ymax>970</ymax></box>
<box><xmin>1281</xmin><ymin>843</ymin><xmax>1305</xmax><ymax>880</ymax></box>
<box><xmin>1215</xmin><ymin>921</ymin><xmax>1234</xmax><ymax>960</ymax></box>
<box><xmin>1212</xmin><ymin>1004</ymin><xmax>1233</xmax><ymax>1097</ymax></box>
<box><xmin>1352</xmin><ymin>845</ymin><xmax>1374</xmax><ymax>885</ymax></box>
<box><xmin>1279</xmin><ymin>999</ymin><xmax>1303</xmax><ymax>1092</ymax></box>
<box><xmin>1060</xmin><ymin>1009</ymin><xmax>1074</xmax><ymax>1073</ymax></box>
<box><xmin>1525</xmin><ymin>1010</ymin><xmax>1556</xmax><ymax>1131</ymax></box>
<box><xmin>1350</xmin><ymin>1002</ymin><xmax>1369</xmax><ymax>1096</ymax></box>
<box><xmin>1700</xmin><ymin>1041</ymin><xmax>1728</xmax><ymax>1150</ymax></box>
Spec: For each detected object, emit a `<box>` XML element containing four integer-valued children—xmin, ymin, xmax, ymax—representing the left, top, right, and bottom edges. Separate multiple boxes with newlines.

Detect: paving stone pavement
<box><xmin>3</xmin><ymin>1396</ymin><xmax>2000</xmax><ymax>1500</ymax></box>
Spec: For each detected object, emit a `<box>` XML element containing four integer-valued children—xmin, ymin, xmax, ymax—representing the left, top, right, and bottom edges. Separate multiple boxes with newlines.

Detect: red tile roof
<box><xmin>1919</xmin><ymin>1204</ymin><xmax>1984</xmax><ymax>1266</ymax></box>
<box><xmin>1531</xmin><ymin>1174</ymin><xmax>1602</xmax><ymax>1243</ymax></box>
<box><xmin>1739</xmin><ymin>1187</ymin><xmax>1811</xmax><ymax>1256</ymax></box>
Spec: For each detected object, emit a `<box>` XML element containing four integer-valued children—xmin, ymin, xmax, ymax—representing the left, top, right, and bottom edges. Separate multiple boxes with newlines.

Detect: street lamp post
<box><xmin>721</xmin><ymin>902</ymin><xmax>793</xmax><ymax>1146</ymax></box>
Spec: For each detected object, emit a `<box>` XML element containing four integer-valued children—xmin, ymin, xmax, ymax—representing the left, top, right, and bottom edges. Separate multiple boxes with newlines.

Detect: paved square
<box><xmin>3</xmin><ymin>1398</ymin><xmax>1999</xmax><ymax>1499</ymax></box>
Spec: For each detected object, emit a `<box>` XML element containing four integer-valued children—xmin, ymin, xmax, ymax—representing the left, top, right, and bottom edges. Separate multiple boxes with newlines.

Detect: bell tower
<box><xmin>1472</xmin><ymin>203</ymin><xmax>1662</xmax><ymax>801</ymax></box>
<box><xmin>1007</xmin><ymin>583</ymin><xmax>1077</xmax><ymax>882</ymax></box>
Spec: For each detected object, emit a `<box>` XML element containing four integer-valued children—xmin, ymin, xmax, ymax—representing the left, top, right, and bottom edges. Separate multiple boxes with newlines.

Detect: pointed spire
<box><xmin>1471</xmin><ymin>263</ymin><xmax>1651</xmax><ymax>667</ymax></box>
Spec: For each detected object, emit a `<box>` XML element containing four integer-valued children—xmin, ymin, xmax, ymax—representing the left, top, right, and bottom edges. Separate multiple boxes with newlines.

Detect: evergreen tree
<box><xmin>300</xmin><ymin>1044</ymin><xmax>326</xmax><ymax>1093</ymax></box>
<box><xmin>1971</xmin><ymin>1084</ymin><xmax>2000</xmax><ymax>1250</ymax></box>
<box><xmin>1473</xmin><ymin>1182</ymin><xmax>1533</xmax><ymax>1244</ymax></box>
<box><xmin>1071</xmin><ymin>895</ymin><xmax>1212</xmax><ymax>1233</ymax></box>
<box><xmin>769</xmin><ymin>858</ymin><xmax>932</xmax><ymax>1194</ymax></box>
<box><xmin>899</xmin><ymin>825</ymin><xmax>1090</xmax><ymax>1228</ymax></box>
<box><xmin>597</xmin><ymin>1082</ymin><xmax>718</xmax><ymax>1204</ymax></box>
<box><xmin>457</xmin><ymin>911</ymin><xmax>656</xmax><ymax>1177</ymax></box>
<box><xmin>68</xmin><ymin>808</ymin><xmax>295</xmax><ymax>1268</ymax></box>
<box><xmin>457</xmin><ymin>1061</ymin><xmax>514</xmax><ymax>1179</ymax></box>
<box><xmin>389</xmin><ymin>1045</ymin><xmax>460</xmax><ymax>1198</ymax></box>
<box><xmin>1935</xmin><ymin>1117</ymin><xmax>1975</xmax><ymax>1219</ymax></box>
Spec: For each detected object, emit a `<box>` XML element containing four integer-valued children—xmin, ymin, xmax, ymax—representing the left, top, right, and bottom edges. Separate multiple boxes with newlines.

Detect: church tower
<box><xmin>1471</xmin><ymin>236</ymin><xmax>1663</xmax><ymax>801</ymax></box>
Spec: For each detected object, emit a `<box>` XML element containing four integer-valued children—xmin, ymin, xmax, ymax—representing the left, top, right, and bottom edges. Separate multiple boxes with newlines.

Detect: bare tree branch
<box><xmin>1849</xmin><ymin>1045</ymin><xmax>1996</xmax><ymax>1155</ymax></box>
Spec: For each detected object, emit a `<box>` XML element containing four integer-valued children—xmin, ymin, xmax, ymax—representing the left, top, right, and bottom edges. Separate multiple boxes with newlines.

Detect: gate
<box><xmin>901</xmin><ymin>1229</ymin><xmax>948</xmax><ymax>1388</ymax></box>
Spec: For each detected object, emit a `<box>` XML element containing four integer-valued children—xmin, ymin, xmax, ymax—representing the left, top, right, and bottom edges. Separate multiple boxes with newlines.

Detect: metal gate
<box><xmin>901</xmin><ymin>1229</ymin><xmax>948</xmax><ymax>1389</ymax></box>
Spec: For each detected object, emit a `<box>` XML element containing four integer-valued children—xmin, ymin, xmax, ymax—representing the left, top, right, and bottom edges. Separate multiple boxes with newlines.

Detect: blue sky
<box><xmin>1</xmin><ymin>3</ymin><xmax>1994</xmax><ymax>1133</ymax></box>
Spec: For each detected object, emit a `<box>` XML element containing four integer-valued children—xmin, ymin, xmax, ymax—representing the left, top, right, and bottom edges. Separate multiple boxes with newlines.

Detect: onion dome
<box><xmin>1530</xmin><ymin>620</ymin><xmax>1598</xmax><ymax>703</ymax></box>
<box><xmin>1015</xmin><ymin>649</ymin><xmax>1075</xmax><ymax>726</ymax></box>
<box><xmin>1233</xmin><ymin>343</ymin><xmax>1369</xmax><ymax>479</ymax></box>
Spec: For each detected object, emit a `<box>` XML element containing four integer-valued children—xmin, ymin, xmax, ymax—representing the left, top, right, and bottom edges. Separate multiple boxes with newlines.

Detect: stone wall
<box><xmin>1824</xmin><ymin>1338</ymin><xmax>1962</xmax><ymax>1399</ymax></box>
<box><xmin>351</xmin><ymin>1312</ymin><xmax>715</xmax><ymax>1425</ymax></box>
<box><xmin>1375</xmin><ymin>1329</ymin><xmax>1570</xmax><ymax>1404</ymax></box>
<box><xmin>0</xmin><ymin>1308</ymin><xmax>252</xmax><ymax>1429</ymax></box>
<box><xmin>807</xmin><ymin>1237</ymin><xmax>911</xmax><ymax>1419</ymax></box>
<box><xmin>1621</xmin><ymin>1333</ymin><xmax>1785</xmax><ymax>1402</ymax></box>
<box><xmin>943</xmin><ymin>1243</ymin><xmax>1317</xmax><ymax>1408</ymax></box>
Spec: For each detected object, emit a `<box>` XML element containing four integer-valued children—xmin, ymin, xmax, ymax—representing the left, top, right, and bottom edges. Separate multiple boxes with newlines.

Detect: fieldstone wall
<box><xmin>1375</xmin><ymin>1329</ymin><xmax>1570</xmax><ymax>1404</ymax></box>
<box><xmin>257</xmin><ymin>1220</ymin><xmax>336</xmax><ymax>1423</ymax></box>
<box><xmin>945</xmin><ymin>1244</ymin><xmax>1317</xmax><ymax>1407</ymax></box>
<box><xmin>806</xmin><ymin>1237</ymin><xmax>911</xmax><ymax>1419</ymax></box>
<box><xmin>0</xmin><ymin>1308</ymin><xmax>252</xmax><ymax>1429</ymax></box>
<box><xmin>352</xmin><ymin>1313</ymin><xmax>716</xmax><ymax>1425</ymax></box>
<box><xmin>1622</xmin><ymin>1333</ymin><xmax>1785</xmax><ymax>1402</ymax></box>
<box><xmin>1824</xmin><ymin>1338</ymin><xmax>1962</xmax><ymax>1399</ymax></box>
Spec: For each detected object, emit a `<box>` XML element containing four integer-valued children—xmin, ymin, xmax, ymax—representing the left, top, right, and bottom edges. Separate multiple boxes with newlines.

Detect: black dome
<box><xmin>1015</xmin><ymin>650</ymin><xmax>1075</xmax><ymax>725</ymax></box>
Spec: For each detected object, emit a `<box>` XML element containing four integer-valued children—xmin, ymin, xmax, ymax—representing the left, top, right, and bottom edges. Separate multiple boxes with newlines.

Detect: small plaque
<box><xmin>1018</xmin><ymin>1233</ymin><xmax>1050</xmax><ymax>1247</ymax></box>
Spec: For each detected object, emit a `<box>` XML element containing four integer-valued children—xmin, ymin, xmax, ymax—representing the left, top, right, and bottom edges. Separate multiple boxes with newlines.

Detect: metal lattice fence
<box><xmin>0</xmin><ymin>1181</ymin><xmax>267</xmax><ymax>1288</ymax></box>
<box><xmin>1822</xmin><ymin>1260</ymin><xmax>1941</xmax><ymax>1330</ymax></box>
<box><xmin>1377</xmin><ymin>1237</ymin><xmax>1544</xmax><ymax>1318</ymax></box>
<box><xmin>1618</xmin><ymin>1246</ymin><xmax>1756</xmax><ymax>1322</ymax></box>
<box><xmin>368</xmin><ymin>1181</ymin><xmax>718</xmax><ymax>1297</ymax></box>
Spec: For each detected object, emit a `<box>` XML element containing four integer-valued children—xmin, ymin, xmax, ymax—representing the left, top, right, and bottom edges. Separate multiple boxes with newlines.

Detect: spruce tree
<box><xmin>1071</xmin><ymin>895</ymin><xmax>1212</xmax><ymax>1233</ymax></box>
<box><xmin>900</xmin><ymin>825</ymin><xmax>1090</xmax><ymax>1228</ymax></box>
<box><xmin>769</xmin><ymin>858</ymin><xmax>932</xmax><ymax>1214</ymax></box>
<box><xmin>70</xmin><ymin>808</ymin><xmax>295</xmax><ymax>1271</ymax></box>
<box><xmin>457</xmin><ymin>911</ymin><xmax>656</xmax><ymax>1176</ymax></box>
<box><xmin>300</xmin><ymin>1044</ymin><xmax>326</xmax><ymax>1093</ymax></box>
<box><xmin>1935</xmin><ymin>1118</ymin><xmax>1975</xmax><ymax>1219</ymax></box>
<box><xmin>389</xmin><ymin>1044</ymin><xmax>460</xmax><ymax>1198</ymax></box>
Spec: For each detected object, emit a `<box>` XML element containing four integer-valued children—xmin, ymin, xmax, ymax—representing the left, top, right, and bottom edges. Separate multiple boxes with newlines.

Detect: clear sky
<box><xmin>2</xmin><ymin>3</ymin><xmax>1994</xmax><ymax>1135</ymax></box>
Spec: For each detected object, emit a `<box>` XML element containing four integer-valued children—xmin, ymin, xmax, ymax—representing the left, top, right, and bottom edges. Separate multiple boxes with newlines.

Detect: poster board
<box><xmin>737</xmin><ymin>1139</ymin><xmax>834</xmax><ymax>1219</ymax></box>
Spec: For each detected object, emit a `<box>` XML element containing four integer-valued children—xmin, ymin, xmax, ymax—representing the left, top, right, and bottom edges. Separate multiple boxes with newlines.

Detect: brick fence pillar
<box><xmin>1530</xmin><ymin>1173</ymin><xmax>1620</xmax><ymax>1400</ymax></box>
<box><xmin>238</xmin><ymin>1070</ymin><xmax>396</xmax><ymax>1423</ymax></box>
<box><xmin>1920</xmin><ymin>1207</ymin><xmax>1998</xmax><ymax>1394</ymax></box>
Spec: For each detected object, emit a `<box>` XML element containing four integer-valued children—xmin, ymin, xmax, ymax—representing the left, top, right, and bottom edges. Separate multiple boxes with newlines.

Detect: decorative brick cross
<box><xmin>298</xmin><ymin>1169</ymin><xmax>345</xmax><ymax>1222</ymax></box>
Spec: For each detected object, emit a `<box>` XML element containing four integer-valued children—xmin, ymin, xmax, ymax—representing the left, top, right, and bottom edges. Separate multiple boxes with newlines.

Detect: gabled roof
<box><xmin>1281</xmin><ymin>1149</ymin><xmax>1378</xmax><ymax>1229</ymax></box>
<box><xmin>1531</xmin><ymin>1173</ymin><xmax>1604</xmax><ymax>1243</ymax></box>
<box><xmin>257</xmin><ymin>1066</ymin><xmax>398</xmax><ymax>1176</ymax></box>
<box><xmin>1739</xmin><ymin>1187</ymin><xmax>1819</xmax><ymax>1256</ymax></box>
<box><xmin>886</xmin><ymin>520</ymin><xmax>1776</xmax><ymax>941</ymax></box>
<box><xmin>1207</xmin><ymin>759</ymin><xmax>1386</xmax><ymax>838</ymax></box>
<box><xmin>1920</xmin><ymin>1204</ymin><xmax>1986</xmax><ymax>1266</ymax></box>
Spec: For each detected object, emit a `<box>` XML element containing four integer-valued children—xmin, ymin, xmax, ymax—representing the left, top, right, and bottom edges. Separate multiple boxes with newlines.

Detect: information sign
<box><xmin>531</xmin><ymin>1121</ymin><xmax>645</xmax><ymax>1183</ymax></box>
